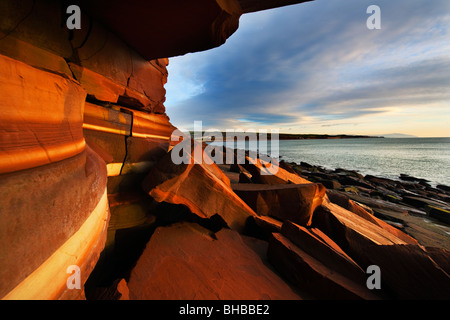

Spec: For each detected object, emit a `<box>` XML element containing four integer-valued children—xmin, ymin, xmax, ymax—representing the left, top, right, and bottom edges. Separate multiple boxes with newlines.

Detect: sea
<box><xmin>277</xmin><ymin>137</ymin><xmax>450</xmax><ymax>188</ymax></box>
<box><xmin>212</xmin><ymin>137</ymin><xmax>450</xmax><ymax>187</ymax></box>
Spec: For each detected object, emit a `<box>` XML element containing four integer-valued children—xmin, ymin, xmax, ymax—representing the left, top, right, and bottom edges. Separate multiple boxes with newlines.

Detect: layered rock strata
<box><xmin>0</xmin><ymin>0</ymin><xmax>171</xmax><ymax>299</ymax></box>
<box><xmin>2</xmin><ymin>0</ymin><xmax>449</xmax><ymax>301</ymax></box>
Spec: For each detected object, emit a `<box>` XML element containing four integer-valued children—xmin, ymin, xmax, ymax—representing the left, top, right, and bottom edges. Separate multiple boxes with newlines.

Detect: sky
<box><xmin>164</xmin><ymin>0</ymin><xmax>450</xmax><ymax>137</ymax></box>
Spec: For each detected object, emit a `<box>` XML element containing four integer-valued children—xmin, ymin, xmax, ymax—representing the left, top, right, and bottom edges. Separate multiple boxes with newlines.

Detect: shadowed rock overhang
<box><xmin>78</xmin><ymin>0</ymin><xmax>312</xmax><ymax>60</ymax></box>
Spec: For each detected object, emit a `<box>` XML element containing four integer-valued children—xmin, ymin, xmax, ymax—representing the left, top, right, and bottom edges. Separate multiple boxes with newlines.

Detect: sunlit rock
<box><xmin>233</xmin><ymin>183</ymin><xmax>326</xmax><ymax>226</ymax></box>
<box><xmin>127</xmin><ymin>222</ymin><xmax>302</xmax><ymax>300</ymax></box>
<box><xmin>142</xmin><ymin>141</ymin><xmax>257</xmax><ymax>233</ymax></box>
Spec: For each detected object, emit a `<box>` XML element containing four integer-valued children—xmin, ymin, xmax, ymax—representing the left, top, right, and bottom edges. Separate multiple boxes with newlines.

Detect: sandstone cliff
<box><xmin>1</xmin><ymin>0</ymin><xmax>448</xmax><ymax>301</ymax></box>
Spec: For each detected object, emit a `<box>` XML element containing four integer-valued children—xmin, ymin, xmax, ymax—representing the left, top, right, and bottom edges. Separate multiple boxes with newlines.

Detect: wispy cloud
<box><xmin>165</xmin><ymin>0</ymin><xmax>450</xmax><ymax>136</ymax></box>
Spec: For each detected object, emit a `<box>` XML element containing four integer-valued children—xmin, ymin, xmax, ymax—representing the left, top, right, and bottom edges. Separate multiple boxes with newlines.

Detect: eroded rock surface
<box><xmin>127</xmin><ymin>222</ymin><xmax>302</xmax><ymax>300</ymax></box>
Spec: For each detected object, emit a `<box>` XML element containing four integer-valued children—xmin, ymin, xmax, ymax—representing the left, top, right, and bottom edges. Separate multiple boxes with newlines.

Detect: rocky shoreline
<box><xmin>283</xmin><ymin>160</ymin><xmax>450</xmax><ymax>250</ymax></box>
<box><xmin>86</xmin><ymin>143</ymin><xmax>450</xmax><ymax>300</ymax></box>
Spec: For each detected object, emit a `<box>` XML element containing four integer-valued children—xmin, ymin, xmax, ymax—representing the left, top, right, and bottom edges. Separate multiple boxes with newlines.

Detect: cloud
<box><xmin>165</xmin><ymin>0</ymin><xmax>450</xmax><ymax>135</ymax></box>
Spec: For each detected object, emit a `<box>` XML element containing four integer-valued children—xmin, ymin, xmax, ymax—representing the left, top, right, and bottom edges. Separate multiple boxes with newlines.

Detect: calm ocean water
<box><xmin>277</xmin><ymin>138</ymin><xmax>450</xmax><ymax>187</ymax></box>
<box><xmin>212</xmin><ymin>137</ymin><xmax>450</xmax><ymax>187</ymax></box>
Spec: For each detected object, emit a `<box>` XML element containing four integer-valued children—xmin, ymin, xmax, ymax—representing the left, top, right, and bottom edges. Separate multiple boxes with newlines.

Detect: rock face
<box><xmin>0</xmin><ymin>49</ymin><xmax>109</xmax><ymax>299</ymax></box>
<box><xmin>326</xmin><ymin>190</ymin><xmax>419</xmax><ymax>245</ymax></box>
<box><xmin>355</xmin><ymin>244</ymin><xmax>450</xmax><ymax>299</ymax></box>
<box><xmin>0</xmin><ymin>0</ymin><xmax>172</xmax><ymax>299</ymax></box>
<box><xmin>242</xmin><ymin>157</ymin><xmax>311</xmax><ymax>185</ymax></box>
<box><xmin>127</xmin><ymin>222</ymin><xmax>302</xmax><ymax>300</ymax></box>
<box><xmin>268</xmin><ymin>233</ymin><xmax>379</xmax><ymax>299</ymax></box>
<box><xmin>142</xmin><ymin>141</ymin><xmax>257</xmax><ymax>233</ymax></box>
<box><xmin>313</xmin><ymin>200</ymin><xmax>409</xmax><ymax>257</ymax></box>
<box><xmin>232</xmin><ymin>183</ymin><xmax>326</xmax><ymax>226</ymax></box>
<box><xmin>0</xmin><ymin>53</ymin><xmax>86</xmax><ymax>174</ymax></box>
<box><xmin>81</xmin><ymin>0</ymin><xmax>243</xmax><ymax>60</ymax></box>
<box><xmin>280</xmin><ymin>221</ymin><xmax>367</xmax><ymax>284</ymax></box>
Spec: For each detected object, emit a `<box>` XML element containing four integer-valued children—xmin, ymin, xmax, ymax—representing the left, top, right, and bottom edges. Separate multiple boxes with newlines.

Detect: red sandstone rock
<box><xmin>81</xmin><ymin>0</ymin><xmax>243</xmax><ymax>60</ymax></box>
<box><xmin>280</xmin><ymin>221</ymin><xmax>367</xmax><ymax>285</ymax></box>
<box><xmin>0</xmin><ymin>53</ymin><xmax>86</xmax><ymax>174</ymax></box>
<box><xmin>83</xmin><ymin>102</ymin><xmax>173</xmax><ymax>183</ymax></box>
<box><xmin>0</xmin><ymin>0</ymin><xmax>72</xmax><ymax>58</ymax></box>
<box><xmin>128</xmin><ymin>51</ymin><xmax>168</xmax><ymax>112</ymax></box>
<box><xmin>247</xmin><ymin>215</ymin><xmax>284</xmax><ymax>239</ymax></box>
<box><xmin>326</xmin><ymin>190</ymin><xmax>419</xmax><ymax>245</ymax></box>
<box><xmin>117</xmin><ymin>279</ymin><xmax>130</xmax><ymax>300</ymax></box>
<box><xmin>0</xmin><ymin>146</ymin><xmax>108</xmax><ymax>299</ymax></box>
<box><xmin>312</xmin><ymin>200</ymin><xmax>409</xmax><ymax>267</ymax></box>
<box><xmin>232</xmin><ymin>183</ymin><xmax>326</xmax><ymax>226</ymax></box>
<box><xmin>127</xmin><ymin>222</ymin><xmax>302</xmax><ymax>300</ymax></box>
<box><xmin>142</xmin><ymin>141</ymin><xmax>257</xmax><ymax>233</ymax></box>
<box><xmin>354</xmin><ymin>244</ymin><xmax>450</xmax><ymax>299</ymax></box>
<box><xmin>69</xmin><ymin>63</ymin><xmax>124</xmax><ymax>103</ymax></box>
<box><xmin>76</xmin><ymin>21</ymin><xmax>132</xmax><ymax>88</ymax></box>
<box><xmin>0</xmin><ymin>32</ymin><xmax>72</xmax><ymax>77</ymax></box>
<box><xmin>267</xmin><ymin>232</ymin><xmax>380</xmax><ymax>299</ymax></box>
<box><xmin>425</xmin><ymin>246</ymin><xmax>450</xmax><ymax>275</ymax></box>
<box><xmin>242</xmin><ymin>156</ymin><xmax>312</xmax><ymax>185</ymax></box>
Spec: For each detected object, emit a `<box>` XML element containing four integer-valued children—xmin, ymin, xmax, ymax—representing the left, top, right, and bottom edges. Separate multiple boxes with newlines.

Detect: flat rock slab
<box><xmin>127</xmin><ymin>222</ymin><xmax>302</xmax><ymax>300</ymax></box>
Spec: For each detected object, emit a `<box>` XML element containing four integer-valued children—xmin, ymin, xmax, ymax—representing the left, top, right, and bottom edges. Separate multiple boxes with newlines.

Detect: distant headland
<box><xmin>193</xmin><ymin>131</ymin><xmax>384</xmax><ymax>141</ymax></box>
<box><xmin>277</xmin><ymin>133</ymin><xmax>384</xmax><ymax>140</ymax></box>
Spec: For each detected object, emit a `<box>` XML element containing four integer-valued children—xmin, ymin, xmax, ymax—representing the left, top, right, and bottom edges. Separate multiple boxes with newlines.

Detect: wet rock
<box><xmin>279</xmin><ymin>160</ymin><xmax>298</xmax><ymax>174</ymax></box>
<box><xmin>127</xmin><ymin>222</ymin><xmax>302</xmax><ymax>300</ymax></box>
<box><xmin>365</xmin><ymin>175</ymin><xmax>397</xmax><ymax>189</ymax></box>
<box><xmin>426</xmin><ymin>205</ymin><xmax>450</xmax><ymax>225</ymax></box>
<box><xmin>345</xmin><ymin>192</ymin><xmax>427</xmax><ymax>216</ymax></box>
<box><xmin>337</xmin><ymin>175</ymin><xmax>374</xmax><ymax>190</ymax></box>
<box><xmin>437</xmin><ymin>184</ymin><xmax>450</xmax><ymax>193</ymax></box>
<box><xmin>403</xmin><ymin>195</ymin><xmax>450</xmax><ymax>211</ymax></box>
<box><xmin>320</xmin><ymin>179</ymin><xmax>342</xmax><ymax>190</ymax></box>
<box><xmin>335</xmin><ymin>168</ymin><xmax>364</xmax><ymax>180</ymax></box>
<box><xmin>300</xmin><ymin>161</ymin><xmax>314</xmax><ymax>168</ymax></box>
<box><xmin>399</xmin><ymin>174</ymin><xmax>430</xmax><ymax>185</ymax></box>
